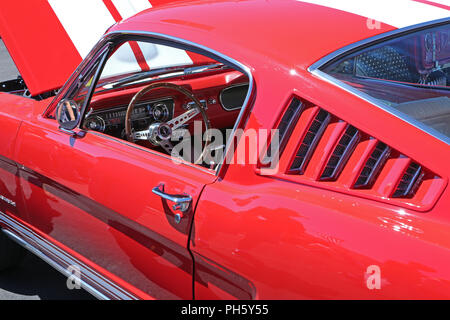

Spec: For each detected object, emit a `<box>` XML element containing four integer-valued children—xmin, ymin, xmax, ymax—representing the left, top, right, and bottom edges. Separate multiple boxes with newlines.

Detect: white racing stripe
<box><xmin>297</xmin><ymin>0</ymin><xmax>449</xmax><ymax>28</ymax></box>
<box><xmin>101</xmin><ymin>42</ymin><xmax>140</xmax><ymax>78</ymax></box>
<box><xmin>48</xmin><ymin>0</ymin><xmax>116</xmax><ymax>58</ymax></box>
<box><xmin>49</xmin><ymin>0</ymin><xmax>193</xmax><ymax>72</ymax></box>
<box><xmin>111</xmin><ymin>0</ymin><xmax>152</xmax><ymax>20</ymax></box>
<box><xmin>141</xmin><ymin>42</ymin><xmax>193</xmax><ymax>70</ymax></box>
<box><xmin>111</xmin><ymin>0</ymin><xmax>193</xmax><ymax>70</ymax></box>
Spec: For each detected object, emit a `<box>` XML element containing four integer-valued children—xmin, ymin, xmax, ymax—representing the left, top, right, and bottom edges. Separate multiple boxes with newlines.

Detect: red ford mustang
<box><xmin>0</xmin><ymin>0</ymin><xmax>449</xmax><ymax>299</ymax></box>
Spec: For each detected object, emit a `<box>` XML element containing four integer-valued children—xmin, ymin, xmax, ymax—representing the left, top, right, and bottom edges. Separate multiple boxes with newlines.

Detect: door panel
<box><xmin>0</xmin><ymin>116</ymin><xmax>22</xmax><ymax>217</ymax></box>
<box><xmin>15</xmin><ymin>117</ymin><xmax>215</xmax><ymax>299</ymax></box>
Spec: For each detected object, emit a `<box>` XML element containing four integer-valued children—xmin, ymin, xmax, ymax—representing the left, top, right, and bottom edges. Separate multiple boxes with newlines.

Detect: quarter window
<box><xmin>322</xmin><ymin>23</ymin><xmax>450</xmax><ymax>140</ymax></box>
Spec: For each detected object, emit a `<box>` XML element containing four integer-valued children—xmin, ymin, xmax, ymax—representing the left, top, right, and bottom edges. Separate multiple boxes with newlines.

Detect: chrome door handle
<box><xmin>152</xmin><ymin>184</ymin><xmax>192</xmax><ymax>214</ymax></box>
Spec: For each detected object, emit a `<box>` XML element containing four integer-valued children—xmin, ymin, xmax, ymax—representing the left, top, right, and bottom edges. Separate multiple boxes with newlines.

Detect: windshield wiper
<box><xmin>102</xmin><ymin>67</ymin><xmax>185</xmax><ymax>89</ymax></box>
<box><xmin>103</xmin><ymin>63</ymin><xmax>227</xmax><ymax>89</ymax></box>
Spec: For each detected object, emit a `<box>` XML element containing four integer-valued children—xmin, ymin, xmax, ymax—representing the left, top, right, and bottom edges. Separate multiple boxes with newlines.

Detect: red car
<box><xmin>0</xmin><ymin>0</ymin><xmax>449</xmax><ymax>299</ymax></box>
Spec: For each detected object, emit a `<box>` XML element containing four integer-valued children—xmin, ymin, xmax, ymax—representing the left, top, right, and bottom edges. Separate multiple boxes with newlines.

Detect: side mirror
<box><xmin>56</xmin><ymin>99</ymin><xmax>81</xmax><ymax>130</ymax></box>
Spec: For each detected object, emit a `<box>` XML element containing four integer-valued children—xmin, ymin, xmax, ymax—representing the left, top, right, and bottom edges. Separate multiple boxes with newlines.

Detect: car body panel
<box><xmin>0</xmin><ymin>93</ymin><xmax>49</xmax><ymax>217</ymax></box>
<box><xmin>0</xmin><ymin>0</ymin><xmax>448</xmax><ymax>299</ymax></box>
<box><xmin>191</xmin><ymin>64</ymin><xmax>450</xmax><ymax>299</ymax></box>
<box><xmin>192</xmin><ymin>174</ymin><xmax>450</xmax><ymax>299</ymax></box>
<box><xmin>13</xmin><ymin>113</ymin><xmax>216</xmax><ymax>299</ymax></box>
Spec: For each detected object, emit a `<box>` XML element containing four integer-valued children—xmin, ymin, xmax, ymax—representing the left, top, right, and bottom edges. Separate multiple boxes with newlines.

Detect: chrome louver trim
<box><xmin>277</xmin><ymin>98</ymin><xmax>304</xmax><ymax>153</ymax></box>
<box><xmin>264</xmin><ymin>98</ymin><xmax>304</xmax><ymax>164</ymax></box>
<box><xmin>354</xmin><ymin>141</ymin><xmax>390</xmax><ymax>188</ymax></box>
<box><xmin>289</xmin><ymin>109</ymin><xmax>330</xmax><ymax>174</ymax></box>
<box><xmin>320</xmin><ymin>125</ymin><xmax>359</xmax><ymax>180</ymax></box>
<box><xmin>392</xmin><ymin>162</ymin><xmax>424</xmax><ymax>198</ymax></box>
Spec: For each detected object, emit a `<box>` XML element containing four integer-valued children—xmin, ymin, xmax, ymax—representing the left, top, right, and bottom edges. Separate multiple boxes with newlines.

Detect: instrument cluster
<box><xmin>84</xmin><ymin>98</ymin><xmax>174</xmax><ymax>139</ymax></box>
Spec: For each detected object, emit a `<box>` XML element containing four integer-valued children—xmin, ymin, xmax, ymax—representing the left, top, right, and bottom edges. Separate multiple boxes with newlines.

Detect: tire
<box><xmin>0</xmin><ymin>229</ymin><xmax>26</xmax><ymax>271</ymax></box>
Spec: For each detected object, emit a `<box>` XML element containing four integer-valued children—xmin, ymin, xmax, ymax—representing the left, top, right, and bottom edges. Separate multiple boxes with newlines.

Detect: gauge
<box><xmin>151</xmin><ymin>103</ymin><xmax>170</xmax><ymax>122</ymax></box>
<box><xmin>84</xmin><ymin>116</ymin><xmax>106</xmax><ymax>132</ymax></box>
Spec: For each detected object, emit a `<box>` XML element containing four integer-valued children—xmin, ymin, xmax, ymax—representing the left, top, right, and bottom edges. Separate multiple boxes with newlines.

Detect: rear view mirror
<box><xmin>56</xmin><ymin>99</ymin><xmax>80</xmax><ymax>130</ymax></box>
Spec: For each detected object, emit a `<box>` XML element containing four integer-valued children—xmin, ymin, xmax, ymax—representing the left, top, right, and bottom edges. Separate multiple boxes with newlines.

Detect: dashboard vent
<box><xmin>320</xmin><ymin>125</ymin><xmax>359</xmax><ymax>180</ymax></box>
<box><xmin>354</xmin><ymin>142</ymin><xmax>390</xmax><ymax>188</ymax></box>
<box><xmin>392</xmin><ymin>162</ymin><xmax>424</xmax><ymax>198</ymax></box>
<box><xmin>289</xmin><ymin>109</ymin><xmax>330</xmax><ymax>174</ymax></box>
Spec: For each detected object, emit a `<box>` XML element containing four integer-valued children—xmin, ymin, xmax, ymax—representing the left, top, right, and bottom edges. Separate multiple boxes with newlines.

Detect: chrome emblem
<box><xmin>0</xmin><ymin>194</ymin><xmax>16</xmax><ymax>207</ymax></box>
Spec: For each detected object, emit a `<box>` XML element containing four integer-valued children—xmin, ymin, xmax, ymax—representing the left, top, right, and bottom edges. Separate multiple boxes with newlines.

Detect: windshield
<box><xmin>95</xmin><ymin>40</ymin><xmax>223</xmax><ymax>90</ymax></box>
<box><xmin>321</xmin><ymin>22</ymin><xmax>450</xmax><ymax>141</ymax></box>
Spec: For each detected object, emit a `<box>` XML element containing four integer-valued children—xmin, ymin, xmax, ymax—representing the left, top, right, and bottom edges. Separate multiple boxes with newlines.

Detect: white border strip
<box><xmin>48</xmin><ymin>0</ymin><xmax>116</xmax><ymax>58</ymax></box>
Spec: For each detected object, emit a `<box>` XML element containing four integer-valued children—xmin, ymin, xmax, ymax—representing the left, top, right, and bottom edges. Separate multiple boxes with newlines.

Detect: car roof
<box><xmin>1</xmin><ymin>0</ymin><xmax>446</xmax><ymax>96</ymax></box>
<box><xmin>110</xmin><ymin>0</ymin><xmax>447</xmax><ymax>71</ymax></box>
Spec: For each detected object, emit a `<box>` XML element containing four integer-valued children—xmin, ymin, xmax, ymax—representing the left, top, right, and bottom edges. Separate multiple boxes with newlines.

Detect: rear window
<box><xmin>321</xmin><ymin>22</ymin><xmax>450</xmax><ymax>141</ymax></box>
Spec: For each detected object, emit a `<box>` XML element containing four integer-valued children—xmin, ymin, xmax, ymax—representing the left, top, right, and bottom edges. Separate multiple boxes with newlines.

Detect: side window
<box><xmin>322</xmin><ymin>23</ymin><xmax>450</xmax><ymax>140</ymax></box>
<box><xmin>74</xmin><ymin>38</ymin><xmax>250</xmax><ymax>172</ymax></box>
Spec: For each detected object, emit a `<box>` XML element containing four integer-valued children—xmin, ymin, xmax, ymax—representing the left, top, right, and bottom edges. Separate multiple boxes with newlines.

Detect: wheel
<box><xmin>0</xmin><ymin>230</ymin><xmax>26</xmax><ymax>271</ymax></box>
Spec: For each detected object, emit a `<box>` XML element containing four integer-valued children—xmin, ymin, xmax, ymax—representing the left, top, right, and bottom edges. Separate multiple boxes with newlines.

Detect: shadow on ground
<box><xmin>0</xmin><ymin>252</ymin><xmax>94</xmax><ymax>300</ymax></box>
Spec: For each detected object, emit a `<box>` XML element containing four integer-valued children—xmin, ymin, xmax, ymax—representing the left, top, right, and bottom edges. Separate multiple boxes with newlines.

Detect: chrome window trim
<box><xmin>0</xmin><ymin>211</ymin><xmax>139</xmax><ymax>300</ymax></box>
<box><xmin>320</xmin><ymin>126</ymin><xmax>360</xmax><ymax>181</ymax></box>
<box><xmin>308</xmin><ymin>17</ymin><xmax>450</xmax><ymax>146</ymax></box>
<box><xmin>219</xmin><ymin>83</ymin><xmax>250</xmax><ymax>111</ymax></box>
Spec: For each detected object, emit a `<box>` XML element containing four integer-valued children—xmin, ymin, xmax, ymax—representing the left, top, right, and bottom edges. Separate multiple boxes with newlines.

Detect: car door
<box><xmin>14</xmin><ymin>110</ymin><xmax>215</xmax><ymax>299</ymax></box>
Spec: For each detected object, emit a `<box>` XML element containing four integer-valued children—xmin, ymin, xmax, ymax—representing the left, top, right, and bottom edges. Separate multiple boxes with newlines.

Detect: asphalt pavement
<box><xmin>0</xmin><ymin>253</ymin><xmax>94</xmax><ymax>300</ymax></box>
<box><xmin>0</xmin><ymin>38</ymin><xmax>94</xmax><ymax>300</ymax></box>
<box><xmin>0</xmin><ymin>39</ymin><xmax>19</xmax><ymax>82</ymax></box>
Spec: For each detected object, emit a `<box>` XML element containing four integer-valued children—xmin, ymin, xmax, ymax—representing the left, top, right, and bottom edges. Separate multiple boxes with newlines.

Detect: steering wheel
<box><xmin>125</xmin><ymin>82</ymin><xmax>211</xmax><ymax>164</ymax></box>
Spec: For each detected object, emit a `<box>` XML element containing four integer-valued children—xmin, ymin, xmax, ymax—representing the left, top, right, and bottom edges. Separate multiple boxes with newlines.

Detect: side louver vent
<box><xmin>289</xmin><ymin>109</ymin><xmax>330</xmax><ymax>173</ymax></box>
<box><xmin>354</xmin><ymin>142</ymin><xmax>390</xmax><ymax>188</ymax></box>
<box><xmin>265</xmin><ymin>98</ymin><xmax>303</xmax><ymax>163</ymax></box>
<box><xmin>275</xmin><ymin>96</ymin><xmax>444</xmax><ymax>211</ymax></box>
<box><xmin>277</xmin><ymin>98</ymin><xmax>303</xmax><ymax>152</ymax></box>
<box><xmin>320</xmin><ymin>125</ymin><xmax>359</xmax><ymax>180</ymax></box>
<box><xmin>392</xmin><ymin>162</ymin><xmax>424</xmax><ymax>198</ymax></box>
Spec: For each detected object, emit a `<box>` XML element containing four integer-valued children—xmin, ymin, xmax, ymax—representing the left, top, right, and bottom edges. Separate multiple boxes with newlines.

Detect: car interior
<box><xmin>52</xmin><ymin>39</ymin><xmax>250</xmax><ymax>170</ymax></box>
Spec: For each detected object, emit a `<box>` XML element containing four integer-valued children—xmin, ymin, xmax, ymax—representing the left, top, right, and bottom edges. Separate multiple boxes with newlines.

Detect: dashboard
<box><xmin>81</xmin><ymin>76</ymin><xmax>250</xmax><ymax>143</ymax></box>
<box><xmin>83</xmin><ymin>98</ymin><xmax>174</xmax><ymax>140</ymax></box>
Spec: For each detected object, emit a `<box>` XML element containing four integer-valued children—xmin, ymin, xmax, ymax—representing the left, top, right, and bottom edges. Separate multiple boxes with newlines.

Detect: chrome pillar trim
<box><xmin>307</xmin><ymin>18</ymin><xmax>450</xmax><ymax>146</ymax></box>
<box><xmin>0</xmin><ymin>211</ymin><xmax>139</xmax><ymax>300</ymax></box>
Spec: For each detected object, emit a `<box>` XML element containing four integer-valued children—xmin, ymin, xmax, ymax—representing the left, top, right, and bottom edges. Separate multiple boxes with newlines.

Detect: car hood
<box><xmin>0</xmin><ymin>0</ymin><xmax>185</xmax><ymax>96</ymax></box>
